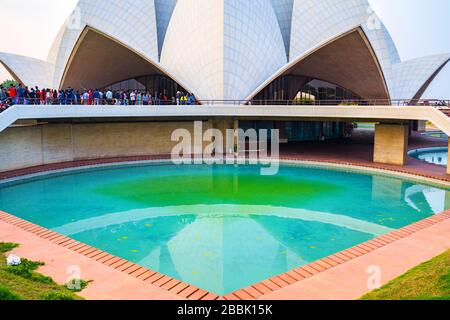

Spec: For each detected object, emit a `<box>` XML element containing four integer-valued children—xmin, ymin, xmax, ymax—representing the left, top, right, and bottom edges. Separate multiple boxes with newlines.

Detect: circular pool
<box><xmin>0</xmin><ymin>162</ymin><xmax>449</xmax><ymax>294</ymax></box>
<box><xmin>408</xmin><ymin>147</ymin><xmax>448</xmax><ymax>166</ymax></box>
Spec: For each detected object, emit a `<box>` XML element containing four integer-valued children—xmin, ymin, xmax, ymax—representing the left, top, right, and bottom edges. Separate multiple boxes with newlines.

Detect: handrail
<box><xmin>197</xmin><ymin>99</ymin><xmax>450</xmax><ymax>106</ymax></box>
<box><xmin>1</xmin><ymin>97</ymin><xmax>450</xmax><ymax>110</ymax></box>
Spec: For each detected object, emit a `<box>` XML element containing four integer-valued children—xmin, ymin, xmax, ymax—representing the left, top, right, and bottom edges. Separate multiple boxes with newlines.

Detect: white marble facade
<box><xmin>0</xmin><ymin>0</ymin><xmax>449</xmax><ymax>101</ymax></box>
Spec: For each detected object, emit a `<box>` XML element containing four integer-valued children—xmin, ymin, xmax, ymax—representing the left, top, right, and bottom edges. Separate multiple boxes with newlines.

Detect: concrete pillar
<box><xmin>374</xmin><ymin>123</ymin><xmax>409</xmax><ymax>166</ymax></box>
<box><xmin>417</xmin><ymin>120</ymin><xmax>427</xmax><ymax>132</ymax></box>
<box><xmin>411</xmin><ymin>120</ymin><xmax>427</xmax><ymax>133</ymax></box>
<box><xmin>371</xmin><ymin>175</ymin><xmax>403</xmax><ymax>203</ymax></box>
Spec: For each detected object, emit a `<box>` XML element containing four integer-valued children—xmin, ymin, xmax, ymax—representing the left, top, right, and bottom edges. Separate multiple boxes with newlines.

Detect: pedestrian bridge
<box><xmin>1</xmin><ymin>104</ymin><xmax>450</xmax><ymax>135</ymax></box>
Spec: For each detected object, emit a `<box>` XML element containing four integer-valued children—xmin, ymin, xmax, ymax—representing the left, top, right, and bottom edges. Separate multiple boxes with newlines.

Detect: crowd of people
<box><xmin>0</xmin><ymin>83</ymin><xmax>197</xmax><ymax>112</ymax></box>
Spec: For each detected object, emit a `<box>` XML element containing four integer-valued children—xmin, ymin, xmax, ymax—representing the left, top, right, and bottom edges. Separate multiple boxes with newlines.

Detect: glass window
<box><xmin>254</xmin><ymin>75</ymin><xmax>361</xmax><ymax>103</ymax></box>
<box><xmin>104</xmin><ymin>75</ymin><xmax>187</xmax><ymax>98</ymax></box>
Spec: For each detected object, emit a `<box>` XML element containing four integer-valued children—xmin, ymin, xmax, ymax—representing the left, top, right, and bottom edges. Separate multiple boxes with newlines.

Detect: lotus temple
<box><xmin>0</xmin><ymin>0</ymin><xmax>449</xmax><ymax>301</ymax></box>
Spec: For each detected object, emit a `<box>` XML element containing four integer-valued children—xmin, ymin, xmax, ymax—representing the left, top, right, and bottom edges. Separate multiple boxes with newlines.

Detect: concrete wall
<box><xmin>0</xmin><ymin>121</ymin><xmax>211</xmax><ymax>172</ymax></box>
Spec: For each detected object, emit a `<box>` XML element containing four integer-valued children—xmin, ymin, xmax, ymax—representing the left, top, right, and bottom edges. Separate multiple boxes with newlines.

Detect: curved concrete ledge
<box><xmin>2</xmin><ymin>155</ymin><xmax>450</xmax><ymax>187</ymax></box>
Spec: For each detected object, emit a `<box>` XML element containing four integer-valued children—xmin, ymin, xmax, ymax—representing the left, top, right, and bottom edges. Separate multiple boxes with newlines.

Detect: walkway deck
<box><xmin>2</xmin><ymin>105</ymin><xmax>450</xmax><ymax>135</ymax></box>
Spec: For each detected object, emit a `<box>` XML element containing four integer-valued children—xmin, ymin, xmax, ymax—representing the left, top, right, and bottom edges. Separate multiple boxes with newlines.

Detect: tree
<box><xmin>1</xmin><ymin>79</ymin><xmax>18</xmax><ymax>88</ymax></box>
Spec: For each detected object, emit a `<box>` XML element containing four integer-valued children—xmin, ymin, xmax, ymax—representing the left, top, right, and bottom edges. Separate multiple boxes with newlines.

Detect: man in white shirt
<box><xmin>106</xmin><ymin>90</ymin><xmax>113</xmax><ymax>104</ymax></box>
<box><xmin>82</xmin><ymin>91</ymin><xmax>89</xmax><ymax>105</ymax></box>
<box><xmin>130</xmin><ymin>91</ymin><xmax>137</xmax><ymax>105</ymax></box>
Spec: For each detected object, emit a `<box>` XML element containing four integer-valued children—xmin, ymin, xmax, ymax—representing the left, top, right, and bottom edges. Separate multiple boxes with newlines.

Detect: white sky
<box><xmin>0</xmin><ymin>0</ymin><xmax>449</xmax><ymax>98</ymax></box>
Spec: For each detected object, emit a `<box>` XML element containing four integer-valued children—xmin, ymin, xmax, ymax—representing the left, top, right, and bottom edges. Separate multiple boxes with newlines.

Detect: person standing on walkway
<box><xmin>16</xmin><ymin>84</ymin><xmax>25</xmax><ymax>104</ymax></box>
<box><xmin>82</xmin><ymin>90</ymin><xmax>89</xmax><ymax>105</ymax></box>
<box><xmin>188</xmin><ymin>93</ymin><xmax>196</xmax><ymax>105</ymax></box>
<box><xmin>93</xmin><ymin>89</ymin><xmax>101</xmax><ymax>105</ymax></box>
<box><xmin>106</xmin><ymin>89</ymin><xmax>113</xmax><ymax>105</ymax></box>
<box><xmin>59</xmin><ymin>90</ymin><xmax>66</xmax><ymax>105</ymax></box>
<box><xmin>143</xmin><ymin>92</ymin><xmax>150</xmax><ymax>105</ymax></box>
<box><xmin>52</xmin><ymin>88</ymin><xmax>58</xmax><ymax>104</ymax></box>
<box><xmin>0</xmin><ymin>86</ymin><xmax>6</xmax><ymax>102</ymax></box>
<box><xmin>130</xmin><ymin>90</ymin><xmax>137</xmax><ymax>105</ymax></box>
<box><xmin>45</xmin><ymin>89</ymin><xmax>52</xmax><ymax>105</ymax></box>
<box><xmin>67</xmin><ymin>87</ymin><xmax>75</xmax><ymax>105</ymax></box>
<box><xmin>8</xmin><ymin>84</ymin><xmax>17</xmax><ymax>104</ymax></box>
<box><xmin>88</xmin><ymin>89</ymin><xmax>94</xmax><ymax>105</ymax></box>
<box><xmin>38</xmin><ymin>88</ymin><xmax>45</xmax><ymax>105</ymax></box>
<box><xmin>176</xmin><ymin>90</ymin><xmax>181</xmax><ymax>105</ymax></box>
<box><xmin>28</xmin><ymin>87</ymin><xmax>35</xmax><ymax>104</ymax></box>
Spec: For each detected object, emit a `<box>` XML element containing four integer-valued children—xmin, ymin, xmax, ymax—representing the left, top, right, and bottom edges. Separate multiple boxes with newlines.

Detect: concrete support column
<box><xmin>374</xmin><ymin>123</ymin><xmax>409</xmax><ymax>166</ymax></box>
<box><xmin>417</xmin><ymin>120</ymin><xmax>427</xmax><ymax>132</ymax></box>
<box><xmin>411</xmin><ymin>120</ymin><xmax>427</xmax><ymax>133</ymax></box>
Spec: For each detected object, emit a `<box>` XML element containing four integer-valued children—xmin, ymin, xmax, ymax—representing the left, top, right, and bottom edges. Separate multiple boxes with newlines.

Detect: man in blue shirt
<box><xmin>17</xmin><ymin>83</ymin><xmax>26</xmax><ymax>104</ymax></box>
<box><xmin>67</xmin><ymin>87</ymin><xmax>76</xmax><ymax>105</ymax></box>
<box><xmin>0</xmin><ymin>86</ymin><xmax>9</xmax><ymax>112</ymax></box>
<box><xmin>93</xmin><ymin>89</ymin><xmax>101</xmax><ymax>105</ymax></box>
<box><xmin>187</xmin><ymin>93</ymin><xmax>196</xmax><ymax>105</ymax></box>
<box><xmin>58</xmin><ymin>90</ymin><xmax>66</xmax><ymax>105</ymax></box>
<box><xmin>0</xmin><ymin>86</ymin><xmax>6</xmax><ymax>101</ymax></box>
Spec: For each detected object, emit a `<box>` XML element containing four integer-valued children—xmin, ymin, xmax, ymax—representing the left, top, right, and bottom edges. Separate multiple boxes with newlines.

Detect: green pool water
<box><xmin>0</xmin><ymin>163</ymin><xmax>448</xmax><ymax>295</ymax></box>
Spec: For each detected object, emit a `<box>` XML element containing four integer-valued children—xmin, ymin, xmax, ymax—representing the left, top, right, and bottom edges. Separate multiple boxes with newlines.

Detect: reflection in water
<box><xmin>54</xmin><ymin>205</ymin><xmax>393</xmax><ymax>236</ymax></box>
<box><xmin>53</xmin><ymin>204</ymin><xmax>395</xmax><ymax>295</ymax></box>
<box><xmin>419</xmin><ymin>153</ymin><xmax>447</xmax><ymax>166</ymax></box>
<box><xmin>372</xmin><ymin>175</ymin><xmax>450</xmax><ymax>214</ymax></box>
<box><xmin>409</xmin><ymin>147</ymin><xmax>448</xmax><ymax>166</ymax></box>
<box><xmin>68</xmin><ymin>210</ymin><xmax>376</xmax><ymax>295</ymax></box>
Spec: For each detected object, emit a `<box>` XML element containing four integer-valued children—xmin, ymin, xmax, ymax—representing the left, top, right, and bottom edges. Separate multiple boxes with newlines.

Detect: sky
<box><xmin>0</xmin><ymin>0</ymin><xmax>449</xmax><ymax>98</ymax></box>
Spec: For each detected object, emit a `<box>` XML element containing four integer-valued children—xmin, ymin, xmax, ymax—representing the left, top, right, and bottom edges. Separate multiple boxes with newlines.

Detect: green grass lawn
<box><xmin>361</xmin><ymin>250</ymin><xmax>450</xmax><ymax>300</ymax></box>
<box><xmin>0</xmin><ymin>242</ymin><xmax>89</xmax><ymax>300</ymax></box>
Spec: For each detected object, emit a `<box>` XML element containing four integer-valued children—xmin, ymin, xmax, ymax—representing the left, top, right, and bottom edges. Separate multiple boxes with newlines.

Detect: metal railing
<box><xmin>196</xmin><ymin>99</ymin><xmax>450</xmax><ymax>107</ymax></box>
<box><xmin>0</xmin><ymin>97</ymin><xmax>181</xmax><ymax>112</ymax></box>
<box><xmin>1</xmin><ymin>97</ymin><xmax>449</xmax><ymax>112</ymax></box>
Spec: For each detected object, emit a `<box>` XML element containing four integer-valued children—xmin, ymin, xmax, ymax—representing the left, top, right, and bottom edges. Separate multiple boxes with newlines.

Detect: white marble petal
<box><xmin>391</xmin><ymin>54</ymin><xmax>450</xmax><ymax>100</ymax></box>
<box><xmin>161</xmin><ymin>0</ymin><xmax>287</xmax><ymax>101</ymax></box>
<box><xmin>2</xmin><ymin>0</ymin><xmax>449</xmax><ymax>102</ymax></box>
<box><xmin>0</xmin><ymin>52</ymin><xmax>54</xmax><ymax>89</ymax></box>
<box><xmin>50</xmin><ymin>0</ymin><xmax>160</xmax><ymax>88</ymax></box>
<box><xmin>290</xmin><ymin>0</ymin><xmax>370</xmax><ymax>62</ymax></box>
<box><xmin>271</xmin><ymin>0</ymin><xmax>294</xmax><ymax>58</ymax></box>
